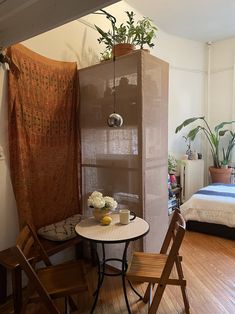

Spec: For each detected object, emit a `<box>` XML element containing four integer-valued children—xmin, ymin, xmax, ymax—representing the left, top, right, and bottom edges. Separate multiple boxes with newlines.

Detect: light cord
<box><xmin>94</xmin><ymin>9</ymin><xmax>117</xmax><ymax>113</ymax></box>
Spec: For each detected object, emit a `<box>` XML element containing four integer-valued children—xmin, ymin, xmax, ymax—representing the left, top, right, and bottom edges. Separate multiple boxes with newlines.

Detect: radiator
<box><xmin>180</xmin><ymin>159</ymin><xmax>204</xmax><ymax>202</ymax></box>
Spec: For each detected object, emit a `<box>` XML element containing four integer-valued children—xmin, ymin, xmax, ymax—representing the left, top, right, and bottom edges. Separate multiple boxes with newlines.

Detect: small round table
<box><xmin>75</xmin><ymin>213</ymin><xmax>149</xmax><ymax>313</ymax></box>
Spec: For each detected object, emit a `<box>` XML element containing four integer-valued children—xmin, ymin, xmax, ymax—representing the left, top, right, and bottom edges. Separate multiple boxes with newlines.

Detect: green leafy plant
<box><xmin>115</xmin><ymin>11</ymin><xmax>136</xmax><ymax>44</ymax></box>
<box><xmin>135</xmin><ymin>17</ymin><xmax>157</xmax><ymax>49</ymax></box>
<box><xmin>100</xmin><ymin>49</ymin><xmax>112</xmax><ymax>61</ymax></box>
<box><xmin>95</xmin><ymin>11</ymin><xmax>136</xmax><ymax>51</ymax></box>
<box><xmin>175</xmin><ymin>116</ymin><xmax>235</xmax><ymax>168</ymax></box>
<box><xmin>95</xmin><ymin>11</ymin><xmax>157</xmax><ymax>54</ymax></box>
<box><xmin>168</xmin><ymin>154</ymin><xmax>177</xmax><ymax>174</ymax></box>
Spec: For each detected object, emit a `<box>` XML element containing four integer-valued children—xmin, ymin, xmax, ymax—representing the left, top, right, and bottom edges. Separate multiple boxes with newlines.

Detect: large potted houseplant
<box><xmin>175</xmin><ymin>116</ymin><xmax>235</xmax><ymax>183</ymax></box>
<box><xmin>95</xmin><ymin>11</ymin><xmax>157</xmax><ymax>58</ymax></box>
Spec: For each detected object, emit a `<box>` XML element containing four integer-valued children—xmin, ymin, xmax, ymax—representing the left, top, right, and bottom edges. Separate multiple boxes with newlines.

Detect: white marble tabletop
<box><xmin>75</xmin><ymin>213</ymin><xmax>149</xmax><ymax>243</ymax></box>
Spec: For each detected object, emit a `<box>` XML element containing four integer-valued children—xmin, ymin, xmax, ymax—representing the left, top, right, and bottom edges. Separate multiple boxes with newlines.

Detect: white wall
<box><xmin>0</xmin><ymin>65</ymin><xmax>19</xmax><ymax>296</ymax></box>
<box><xmin>0</xmin><ymin>67</ymin><xmax>18</xmax><ymax>251</ymax></box>
<box><xmin>0</xmin><ymin>0</ymin><xmax>206</xmax><ymax>295</ymax></box>
<box><xmin>210</xmin><ymin>39</ymin><xmax>235</xmax><ymax>132</ymax></box>
<box><xmin>210</xmin><ymin>39</ymin><xmax>235</xmax><ymax>165</ymax></box>
<box><xmin>166</xmin><ymin>38</ymin><xmax>206</xmax><ymax>160</ymax></box>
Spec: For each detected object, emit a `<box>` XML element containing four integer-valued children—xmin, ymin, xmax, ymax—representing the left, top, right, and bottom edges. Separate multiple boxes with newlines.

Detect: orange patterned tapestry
<box><xmin>7</xmin><ymin>44</ymin><xmax>80</xmax><ymax>229</ymax></box>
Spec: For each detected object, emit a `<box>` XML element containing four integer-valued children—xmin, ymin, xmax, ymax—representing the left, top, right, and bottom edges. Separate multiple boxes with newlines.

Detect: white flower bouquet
<box><xmin>88</xmin><ymin>191</ymin><xmax>117</xmax><ymax>211</ymax></box>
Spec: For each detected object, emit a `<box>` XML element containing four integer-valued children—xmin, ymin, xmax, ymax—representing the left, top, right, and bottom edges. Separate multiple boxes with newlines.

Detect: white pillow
<box><xmin>37</xmin><ymin>214</ymin><xmax>81</xmax><ymax>241</ymax></box>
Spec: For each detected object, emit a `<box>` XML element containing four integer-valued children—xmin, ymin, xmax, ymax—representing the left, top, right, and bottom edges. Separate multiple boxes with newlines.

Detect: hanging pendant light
<box><xmin>107</xmin><ymin>51</ymin><xmax>123</xmax><ymax>127</ymax></box>
<box><xmin>95</xmin><ymin>9</ymin><xmax>123</xmax><ymax>127</ymax></box>
<box><xmin>107</xmin><ymin>112</ymin><xmax>123</xmax><ymax>127</ymax></box>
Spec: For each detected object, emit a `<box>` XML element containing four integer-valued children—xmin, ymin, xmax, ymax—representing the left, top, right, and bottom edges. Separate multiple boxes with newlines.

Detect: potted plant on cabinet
<box><xmin>175</xmin><ymin>116</ymin><xmax>235</xmax><ymax>183</ymax></box>
<box><xmin>95</xmin><ymin>11</ymin><xmax>157</xmax><ymax>58</ymax></box>
<box><xmin>168</xmin><ymin>154</ymin><xmax>178</xmax><ymax>188</ymax></box>
<box><xmin>135</xmin><ymin>17</ymin><xmax>157</xmax><ymax>50</ymax></box>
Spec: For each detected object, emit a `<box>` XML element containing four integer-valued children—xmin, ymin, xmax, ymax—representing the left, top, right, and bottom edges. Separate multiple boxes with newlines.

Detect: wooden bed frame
<box><xmin>186</xmin><ymin>220</ymin><xmax>235</xmax><ymax>240</ymax></box>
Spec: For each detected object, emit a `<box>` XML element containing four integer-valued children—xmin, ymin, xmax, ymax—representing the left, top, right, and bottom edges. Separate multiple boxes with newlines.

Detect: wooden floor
<box><xmin>1</xmin><ymin>230</ymin><xmax>235</xmax><ymax>313</ymax></box>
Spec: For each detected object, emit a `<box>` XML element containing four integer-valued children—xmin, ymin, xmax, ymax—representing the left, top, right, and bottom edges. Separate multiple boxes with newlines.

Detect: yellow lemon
<box><xmin>101</xmin><ymin>216</ymin><xmax>112</xmax><ymax>225</ymax></box>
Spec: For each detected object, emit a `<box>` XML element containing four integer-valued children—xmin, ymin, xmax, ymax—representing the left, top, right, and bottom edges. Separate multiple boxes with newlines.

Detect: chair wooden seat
<box><xmin>127</xmin><ymin>252</ymin><xmax>186</xmax><ymax>286</ymax></box>
<box><xmin>36</xmin><ymin>260</ymin><xmax>88</xmax><ymax>298</ymax></box>
<box><xmin>11</xmin><ymin>224</ymin><xmax>89</xmax><ymax>314</ymax></box>
<box><xmin>125</xmin><ymin>209</ymin><xmax>190</xmax><ymax>314</ymax></box>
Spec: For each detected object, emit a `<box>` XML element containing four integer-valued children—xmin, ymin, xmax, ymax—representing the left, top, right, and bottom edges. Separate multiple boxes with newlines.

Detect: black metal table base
<box><xmin>90</xmin><ymin>241</ymin><xmax>142</xmax><ymax>313</ymax></box>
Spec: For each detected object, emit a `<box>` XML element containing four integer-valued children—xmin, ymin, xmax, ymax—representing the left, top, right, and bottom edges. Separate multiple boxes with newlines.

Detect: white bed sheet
<box><xmin>180</xmin><ymin>184</ymin><xmax>235</xmax><ymax>227</ymax></box>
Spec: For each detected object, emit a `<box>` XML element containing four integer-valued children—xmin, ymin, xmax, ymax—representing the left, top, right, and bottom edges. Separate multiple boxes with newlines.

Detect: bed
<box><xmin>180</xmin><ymin>183</ymin><xmax>235</xmax><ymax>239</ymax></box>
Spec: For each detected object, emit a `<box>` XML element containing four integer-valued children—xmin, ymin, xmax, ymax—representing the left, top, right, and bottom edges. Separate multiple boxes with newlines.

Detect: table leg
<box><xmin>90</xmin><ymin>242</ymin><xmax>104</xmax><ymax>313</ymax></box>
<box><xmin>122</xmin><ymin>241</ymin><xmax>131</xmax><ymax>314</ymax></box>
<box><xmin>0</xmin><ymin>265</ymin><xmax>7</xmax><ymax>303</ymax></box>
<box><xmin>90</xmin><ymin>241</ymin><xmax>98</xmax><ymax>266</ymax></box>
<box><xmin>122</xmin><ymin>241</ymin><xmax>144</xmax><ymax>313</ymax></box>
<box><xmin>99</xmin><ymin>243</ymin><xmax>106</xmax><ymax>288</ymax></box>
<box><xmin>12</xmin><ymin>265</ymin><xmax>22</xmax><ymax>314</ymax></box>
<box><xmin>128</xmin><ymin>280</ymin><xmax>143</xmax><ymax>299</ymax></box>
<box><xmin>91</xmin><ymin>242</ymin><xmax>120</xmax><ymax>313</ymax></box>
<box><xmin>90</xmin><ymin>240</ymin><xmax>142</xmax><ymax>314</ymax></box>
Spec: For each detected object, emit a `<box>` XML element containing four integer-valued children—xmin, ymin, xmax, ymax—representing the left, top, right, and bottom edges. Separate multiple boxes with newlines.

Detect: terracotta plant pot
<box><xmin>209</xmin><ymin>166</ymin><xmax>232</xmax><ymax>184</ymax></box>
<box><xmin>112</xmin><ymin>43</ymin><xmax>135</xmax><ymax>57</ymax></box>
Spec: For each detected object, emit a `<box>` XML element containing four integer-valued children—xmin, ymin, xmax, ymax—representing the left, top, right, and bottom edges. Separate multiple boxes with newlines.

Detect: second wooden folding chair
<box><xmin>126</xmin><ymin>209</ymin><xmax>190</xmax><ymax>313</ymax></box>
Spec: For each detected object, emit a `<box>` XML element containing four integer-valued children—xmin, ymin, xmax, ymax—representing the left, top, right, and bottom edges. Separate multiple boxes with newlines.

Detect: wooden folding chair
<box><xmin>126</xmin><ymin>209</ymin><xmax>190</xmax><ymax>314</ymax></box>
<box><xmin>11</xmin><ymin>224</ymin><xmax>89</xmax><ymax>314</ymax></box>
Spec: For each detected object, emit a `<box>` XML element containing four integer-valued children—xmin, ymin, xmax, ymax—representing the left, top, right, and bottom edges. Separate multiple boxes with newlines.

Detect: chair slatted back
<box><xmin>12</xmin><ymin>246</ymin><xmax>59</xmax><ymax>314</ymax></box>
<box><xmin>17</xmin><ymin>224</ymin><xmax>51</xmax><ymax>267</ymax></box>
<box><xmin>11</xmin><ymin>225</ymin><xmax>59</xmax><ymax>314</ymax></box>
<box><xmin>159</xmin><ymin>211</ymin><xmax>186</xmax><ymax>284</ymax></box>
<box><xmin>160</xmin><ymin>208</ymin><xmax>183</xmax><ymax>254</ymax></box>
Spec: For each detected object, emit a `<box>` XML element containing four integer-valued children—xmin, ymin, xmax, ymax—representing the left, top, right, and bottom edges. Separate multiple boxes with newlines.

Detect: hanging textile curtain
<box><xmin>7</xmin><ymin>44</ymin><xmax>80</xmax><ymax>229</ymax></box>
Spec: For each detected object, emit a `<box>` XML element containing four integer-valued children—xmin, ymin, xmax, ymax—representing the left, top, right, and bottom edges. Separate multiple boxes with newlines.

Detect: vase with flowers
<box><xmin>88</xmin><ymin>191</ymin><xmax>118</xmax><ymax>222</ymax></box>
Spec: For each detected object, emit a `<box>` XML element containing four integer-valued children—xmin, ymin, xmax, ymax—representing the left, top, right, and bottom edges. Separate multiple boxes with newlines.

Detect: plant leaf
<box><xmin>215</xmin><ymin>120</ymin><xmax>235</xmax><ymax>132</ymax></box>
<box><xmin>95</xmin><ymin>25</ymin><xmax>107</xmax><ymax>37</ymax></box>
<box><xmin>210</xmin><ymin>133</ymin><xmax>219</xmax><ymax>147</ymax></box>
<box><xmin>175</xmin><ymin>116</ymin><xmax>205</xmax><ymax>133</ymax></box>
<box><xmin>187</xmin><ymin>126</ymin><xmax>201</xmax><ymax>141</ymax></box>
<box><xmin>219</xmin><ymin>129</ymin><xmax>230</xmax><ymax>136</ymax></box>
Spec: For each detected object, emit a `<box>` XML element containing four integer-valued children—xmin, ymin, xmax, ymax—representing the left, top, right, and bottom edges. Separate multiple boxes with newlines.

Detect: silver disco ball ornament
<box><xmin>107</xmin><ymin>113</ymin><xmax>123</xmax><ymax>127</ymax></box>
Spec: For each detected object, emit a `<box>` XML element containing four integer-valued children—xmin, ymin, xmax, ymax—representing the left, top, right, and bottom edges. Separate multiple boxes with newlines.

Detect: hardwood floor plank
<box><xmin>1</xmin><ymin>231</ymin><xmax>235</xmax><ymax>313</ymax></box>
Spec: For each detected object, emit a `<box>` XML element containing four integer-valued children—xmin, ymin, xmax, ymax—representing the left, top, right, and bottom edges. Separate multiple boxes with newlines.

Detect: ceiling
<box><xmin>0</xmin><ymin>0</ymin><xmax>120</xmax><ymax>48</ymax></box>
<box><xmin>1</xmin><ymin>0</ymin><xmax>235</xmax><ymax>48</ymax></box>
<box><xmin>126</xmin><ymin>0</ymin><xmax>235</xmax><ymax>43</ymax></box>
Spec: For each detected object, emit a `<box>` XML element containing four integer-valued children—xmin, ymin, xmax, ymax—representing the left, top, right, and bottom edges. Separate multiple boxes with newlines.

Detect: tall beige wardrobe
<box><xmin>79</xmin><ymin>50</ymin><xmax>169</xmax><ymax>253</ymax></box>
